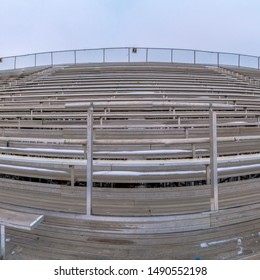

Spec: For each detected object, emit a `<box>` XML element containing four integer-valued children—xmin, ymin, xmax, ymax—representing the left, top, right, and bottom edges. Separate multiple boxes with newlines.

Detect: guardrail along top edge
<box><xmin>1</xmin><ymin>47</ymin><xmax>260</xmax><ymax>70</ymax></box>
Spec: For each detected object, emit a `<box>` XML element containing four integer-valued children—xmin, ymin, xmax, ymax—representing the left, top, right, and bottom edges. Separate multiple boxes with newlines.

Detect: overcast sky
<box><xmin>1</xmin><ymin>0</ymin><xmax>260</xmax><ymax>57</ymax></box>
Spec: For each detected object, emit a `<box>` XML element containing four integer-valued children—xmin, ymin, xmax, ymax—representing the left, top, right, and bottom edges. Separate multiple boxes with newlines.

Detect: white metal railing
<box><xmin>0</xmin><ymin>47</ymin><xmax>260</xmax><ymax>71</ymax></box>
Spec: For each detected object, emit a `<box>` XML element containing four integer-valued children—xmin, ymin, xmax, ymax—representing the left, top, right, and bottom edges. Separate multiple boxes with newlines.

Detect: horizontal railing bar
<box><xmin>1</xmin><ymin>47</ymin><xmax>260</xmax><ymax>67</ymax></box>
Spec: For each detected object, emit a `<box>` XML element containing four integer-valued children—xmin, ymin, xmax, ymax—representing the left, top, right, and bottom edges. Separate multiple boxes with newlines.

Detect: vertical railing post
<box><xmin>103</xmin><ymin>49</ymin><xmax>106</xmax><ymax>63</ymax></box>
<box><xmin>238</xmin><ymin>54</ymin><xmax>241</xmax><ymax>67</ymax></box>
<box><xmin>34</xmin><ymin>53</ymin><xmax>37</xmax><ymax>67</ymax></box>
<box><xmin>128</xmin><ymin>48</ymin><xmax>131</xmax><ymax>63</ymax></box>
<box><xmin>14</xmin><ymin>56</ymin><xmax>16</xmax><ymax>69</ymax></box>
<box><xmin>74</xmin><ymin>50</ymin><xmax>77</xmax><ymax>64</ymax></box>
<box><xmin>51</xmin><ymin>52</ymin><xmax>53</xmax><ymax>66</ymax></box>
<box><xmin>209</xmin><ymin>105</ymin><xmax>218</xmax><ymax>211</ymax></box>
<box><xmin>194</xmin><ymin>50</ymin><xmax>196</xmax><ymax>64</ymax></box>
<box><xmin>217</xmin><ymin>52</ymin><xmax>220</xmax><ymax>67</ymax></box>
<box><xmin>258</xmin><ymin>57</ymin><xmax>260</xmax><ymax>70</ymax></box>
<box><xmin>171</xmin><ymin>49</ymin><xmax>173</xmax><ymax>63</ymax></box>
<box><xmin>86</xmin><ymin>103</ymin><xmax>94</xmax><ymax>216</ymax></box>
<box><xmin>0</xmin><ymin>224</ymin><xmax>5</xmax><ymax>259</ymax></box>
<box><xmin>146</xmin><ymin>48</ymin><xmax>148</xmax><ymax>62</ymax></box>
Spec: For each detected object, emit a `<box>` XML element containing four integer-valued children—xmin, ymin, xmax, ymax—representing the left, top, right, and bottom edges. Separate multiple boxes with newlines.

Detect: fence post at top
<box><xmin>209</xmin><ymin>105</ymin><xmax>219</xmax><ymax>211</ymax></box>
<box><xmin>171</xmin><ymin>49</ymin><xmax>173</xmax><ymax>63</ymax></box>
<box><xmin>34</xmin><ymin>54</ymin><xmax>37</xmax><ymax>67</ymax></box>
<box><xmin>74</xmin><ymin>50</ymin><xmax>77</xmax><ymax>64</ymax></box>
<box><xmin>217</xmin><ymin>52</ymin><xmax>220</xmax><ymax>67</ymax></box>
<box><xmin>194</xmin><ymin>50</ymin><xmax>196</xmax><ymax>64</ymax></box>
<box><xmin>258</xmin><ymin>57</ymin><xmax>260</xmax><ymax>70</ymax></box>
<box><xmin>14</xmin><ymin>56</ymin><xmax>17</xmax><ymax>69</ymax></box>
<box><xmin>238</xmin><ymin>54</ymin><xmax>241</xmax><ymax>67</ymax></box>
<box><xmin>146</xmin><ymin>48</ymin><xmax>148</xmax><ymax>62</ymax></box>
<box><xmin>86</xmin><ymin>103</ymin><xmax>94</xmax><ymax>216</ymax></box>
<box><xmin>128</xmin><ymin>48</ymin><xmax>131</xmax><ymax>63</ymax></box>
<box><xmin>51</xmin><ymin>52</ymin><xmax>53</xmax><ymax>66</ymax></box>
<box><xmin>103</xmin><ymin>49</ymin><xmax>106</xmax><ymax>63</ymax></box>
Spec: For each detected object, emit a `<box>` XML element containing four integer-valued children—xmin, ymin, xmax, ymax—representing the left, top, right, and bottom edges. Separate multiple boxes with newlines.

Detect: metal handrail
<box><xmin>1</xmin><ymin>47</ymin><xmax>260</xmax><ymax>70</ymax></box>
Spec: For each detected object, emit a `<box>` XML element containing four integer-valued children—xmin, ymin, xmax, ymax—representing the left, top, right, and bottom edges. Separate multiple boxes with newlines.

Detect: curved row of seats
<box><xmin>0</xmin><ymin>63</ymin><xmax>260</xmax><ymax>184</ymax></box>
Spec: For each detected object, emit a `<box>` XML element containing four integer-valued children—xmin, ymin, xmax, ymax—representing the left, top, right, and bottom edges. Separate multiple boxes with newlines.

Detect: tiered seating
<box><xmin>0</xmin><ymin>62</ymin><xmax>260</xmax><ymax>259</ymax></box>
<box><xmin>0</xmin><ymin>63</ymin><xmax>260</xmax><ymax>184</ymax></box>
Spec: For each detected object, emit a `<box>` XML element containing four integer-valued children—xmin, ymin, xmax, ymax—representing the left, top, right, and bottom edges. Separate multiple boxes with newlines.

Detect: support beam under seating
<box><xmin>0</xmin><ymin>225</ymin><xmax>5</xmax><ymax>259</ymax></box>
<box><xmin>0</xmin><ymin>209</ymin><xmax>44</xmax><ymax>259</ymax></box>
